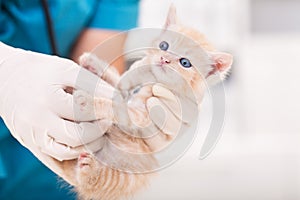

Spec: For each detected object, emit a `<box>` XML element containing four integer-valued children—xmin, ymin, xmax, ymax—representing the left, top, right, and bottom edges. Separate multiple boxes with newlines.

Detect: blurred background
<box><xmin>133</xmin><ymin>0</ymin><xmax>300</xmax><ymax>199</ymax></box>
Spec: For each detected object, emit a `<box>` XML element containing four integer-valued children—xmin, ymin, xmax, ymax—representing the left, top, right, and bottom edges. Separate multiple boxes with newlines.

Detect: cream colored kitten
<box><xmin>59</xmin><ymin>5</ymin><xmax>232</xmax><ymax>200</ymax></box>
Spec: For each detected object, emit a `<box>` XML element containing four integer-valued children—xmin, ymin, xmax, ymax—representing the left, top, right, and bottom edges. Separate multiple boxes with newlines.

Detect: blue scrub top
<box><xmin>0</xmin><ymin>0</ymin><xmax>139</xmax><ymax>199</ymax></box>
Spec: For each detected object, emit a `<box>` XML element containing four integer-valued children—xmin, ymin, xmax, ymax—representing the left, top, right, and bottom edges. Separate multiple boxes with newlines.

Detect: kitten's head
<box><xmin>139</xmin><ymin>4</ymin><xmax>233</xmax><ymax>101</ymax></box>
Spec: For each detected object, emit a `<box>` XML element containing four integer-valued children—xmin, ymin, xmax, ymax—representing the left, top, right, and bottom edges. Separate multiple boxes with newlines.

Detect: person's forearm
<box><xmin>71</xmin><ymin>29</ymin><xmax>127</xmax><ymax>74</ymax></box>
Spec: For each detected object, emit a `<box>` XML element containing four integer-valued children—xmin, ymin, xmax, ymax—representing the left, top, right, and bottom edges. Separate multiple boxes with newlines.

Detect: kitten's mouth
<box><xmin>155</xmin><ymin>62</ymin><xmax>167</xmax><ymax>72</ymax></box>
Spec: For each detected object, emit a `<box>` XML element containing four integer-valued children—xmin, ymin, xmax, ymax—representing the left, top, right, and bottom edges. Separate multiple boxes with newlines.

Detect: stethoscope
<box><xmin>40</xmin><ymin>0</ymin><xmax>58</xmax><ymax>56</ymax></box>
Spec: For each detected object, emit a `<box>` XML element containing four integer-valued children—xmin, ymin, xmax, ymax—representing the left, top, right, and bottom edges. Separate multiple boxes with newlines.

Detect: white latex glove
<box><xmin>0</xmin><ymin>43</ymin><xmax>114</xmax><ymax>180</ymax></box>
<box><xmin>145</xmin><ymin>84</ymin><xmax>199</xmax><ymax>151</ymax></box>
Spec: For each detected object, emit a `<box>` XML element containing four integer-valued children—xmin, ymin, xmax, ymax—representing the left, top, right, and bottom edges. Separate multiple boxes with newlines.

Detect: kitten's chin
<box><xmin>155</xmin><ymin>63</ymin><xmax>167</xmax><ymax>72</ymax></box>
<box><xmin>151</xmin><ymin>65</ymin><xmax>167</xmax><ymax>79</ymax></box>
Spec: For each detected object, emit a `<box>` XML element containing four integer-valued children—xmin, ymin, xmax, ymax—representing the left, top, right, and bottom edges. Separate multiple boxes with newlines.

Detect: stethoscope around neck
<box><xmin>40</xmin><ymin>0</ymin><xmax>58</xmax><ymax>56</ymax></box>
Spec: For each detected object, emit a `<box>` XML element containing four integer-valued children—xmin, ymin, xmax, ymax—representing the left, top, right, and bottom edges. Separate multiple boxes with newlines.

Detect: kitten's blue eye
<box><xmin>179</xmin><ymin>58</ymin><xmax>192</xmax><ymax>68</ymax></box>
<box><xmin>159</xmin><ymin>41</ymin><xmax>169</xmax><ymax>51</ymax></box>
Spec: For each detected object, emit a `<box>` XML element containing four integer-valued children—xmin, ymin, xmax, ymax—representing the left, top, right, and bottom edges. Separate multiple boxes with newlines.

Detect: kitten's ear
<box><xmin>164</xmin><ymin>4</ymin><xmax>179</xmax><ymax>28</ymax></box>
<box><xmin>209</xmin><ymin>52</ymin><xmax>233</xmax><ymax>73</ymax></box>
<box><xmin>206</xmin><ymin>51</ymin><xmax>233</xmax><ymax>85</ymax></box>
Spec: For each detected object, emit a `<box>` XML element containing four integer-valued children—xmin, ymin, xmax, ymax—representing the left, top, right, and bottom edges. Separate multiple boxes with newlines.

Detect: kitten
<box><xmin>58</xmin><ymin>4</ymin><xmax>232</xmax><ymax>200</ymax></box>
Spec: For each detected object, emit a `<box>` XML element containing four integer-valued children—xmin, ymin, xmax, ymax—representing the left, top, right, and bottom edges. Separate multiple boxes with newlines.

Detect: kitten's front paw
<box><xmin>79</xmin><ymin>52</ymin><xmax>120</xmax><ymax>87</ymax></box>
<box><xmin>79</xmin><ymin>52</ymin><xmax>108</xmax><ymax>76</ymax></box>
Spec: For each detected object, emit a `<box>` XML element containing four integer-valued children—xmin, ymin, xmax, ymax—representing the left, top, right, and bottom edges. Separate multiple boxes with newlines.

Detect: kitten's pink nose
<box><xmin>160</xmin><ymin>56</ymin><xmax>170</xmax><ymax>64</ymax></box>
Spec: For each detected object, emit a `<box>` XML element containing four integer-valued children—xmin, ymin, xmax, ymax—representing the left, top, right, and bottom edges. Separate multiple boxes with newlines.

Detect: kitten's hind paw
<box><xmin>78</xmin><ymin>153</ymin><xmax>91</xmax><ymax>169</ymax></box>
<box><xmin>78</xmin><ymin>152</ymin><xmax>97</xmax><ymax>172</ymax></box>
<box><xmin>76</xmin><ymin>152</ymin><xmax>101</xmax><ymax>189</ymax></box>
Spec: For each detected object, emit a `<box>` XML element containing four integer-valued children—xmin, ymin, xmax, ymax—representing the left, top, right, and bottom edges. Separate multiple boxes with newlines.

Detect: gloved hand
<box><xmin>145</xmin><ymin>84</ymin><xmax>199</xmax><ymax>151</ymax></box>
<box><xmin>0</xmin><ymin>43</ymin><xmax>114</xmax><ymax>183</ymax></box>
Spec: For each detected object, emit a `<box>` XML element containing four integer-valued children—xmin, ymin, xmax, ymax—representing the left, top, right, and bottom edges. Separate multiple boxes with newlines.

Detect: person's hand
<box><xmin>0</xmin><ymin>43</ymin><xmax>114</xmax><ymax>183</ymax></box>
<box><xmin>145</xmin><ymin>84</ymin><xmax>199</xmax><ymax>151</ymax></box>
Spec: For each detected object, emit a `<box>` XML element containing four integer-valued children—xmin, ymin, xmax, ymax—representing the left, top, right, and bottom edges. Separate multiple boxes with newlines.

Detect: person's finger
<box><xmin>40</xmin><ymin>119</ymin><xmax>111</xmax><ymax>160</ymax></box>
<box><xmin>47</xmin><ymin>117</ymin><xmax>111</xmax><ymax>148</ymax></box>
<box><xmin>41</xmin><ymin>133</ymin><xmax>108</xmax><ymax>161</ymax></box>
<box><xmin>48</xmin><ymin>88</ymin><xmax>77</xmax><ymax>121</ymax></box>
<box><xmin>152</xmin><ymin>84</ymin><xmax>198</xmax><ymax>124</ymax></box>
<box><xmin>41</xmin><ymin>136</ymin><xmax>83</xmax><ymax>161</ymax></box>
<box><xmin>152</xmin><ymin>84</ymin><xmax>183</xmax><ymax>121</ymax></box>
<box><xmin>83</xmin><ymin>134</ymin><xmax>107</xmax><ymax>153</ymax></box>
<box><xmin>9</xmin><ymin>113</ymin><xmax>81</xmax><ymax>161</ymax></box>
<box><xmin>50</xmin><ymin>86</ymin><xmax>115</xmax><ymax>122</ymax></box>
<box><xmin>146</xmin><ymin>97</ymin><xmax>181</xmax><ymax>136</ymax></box>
